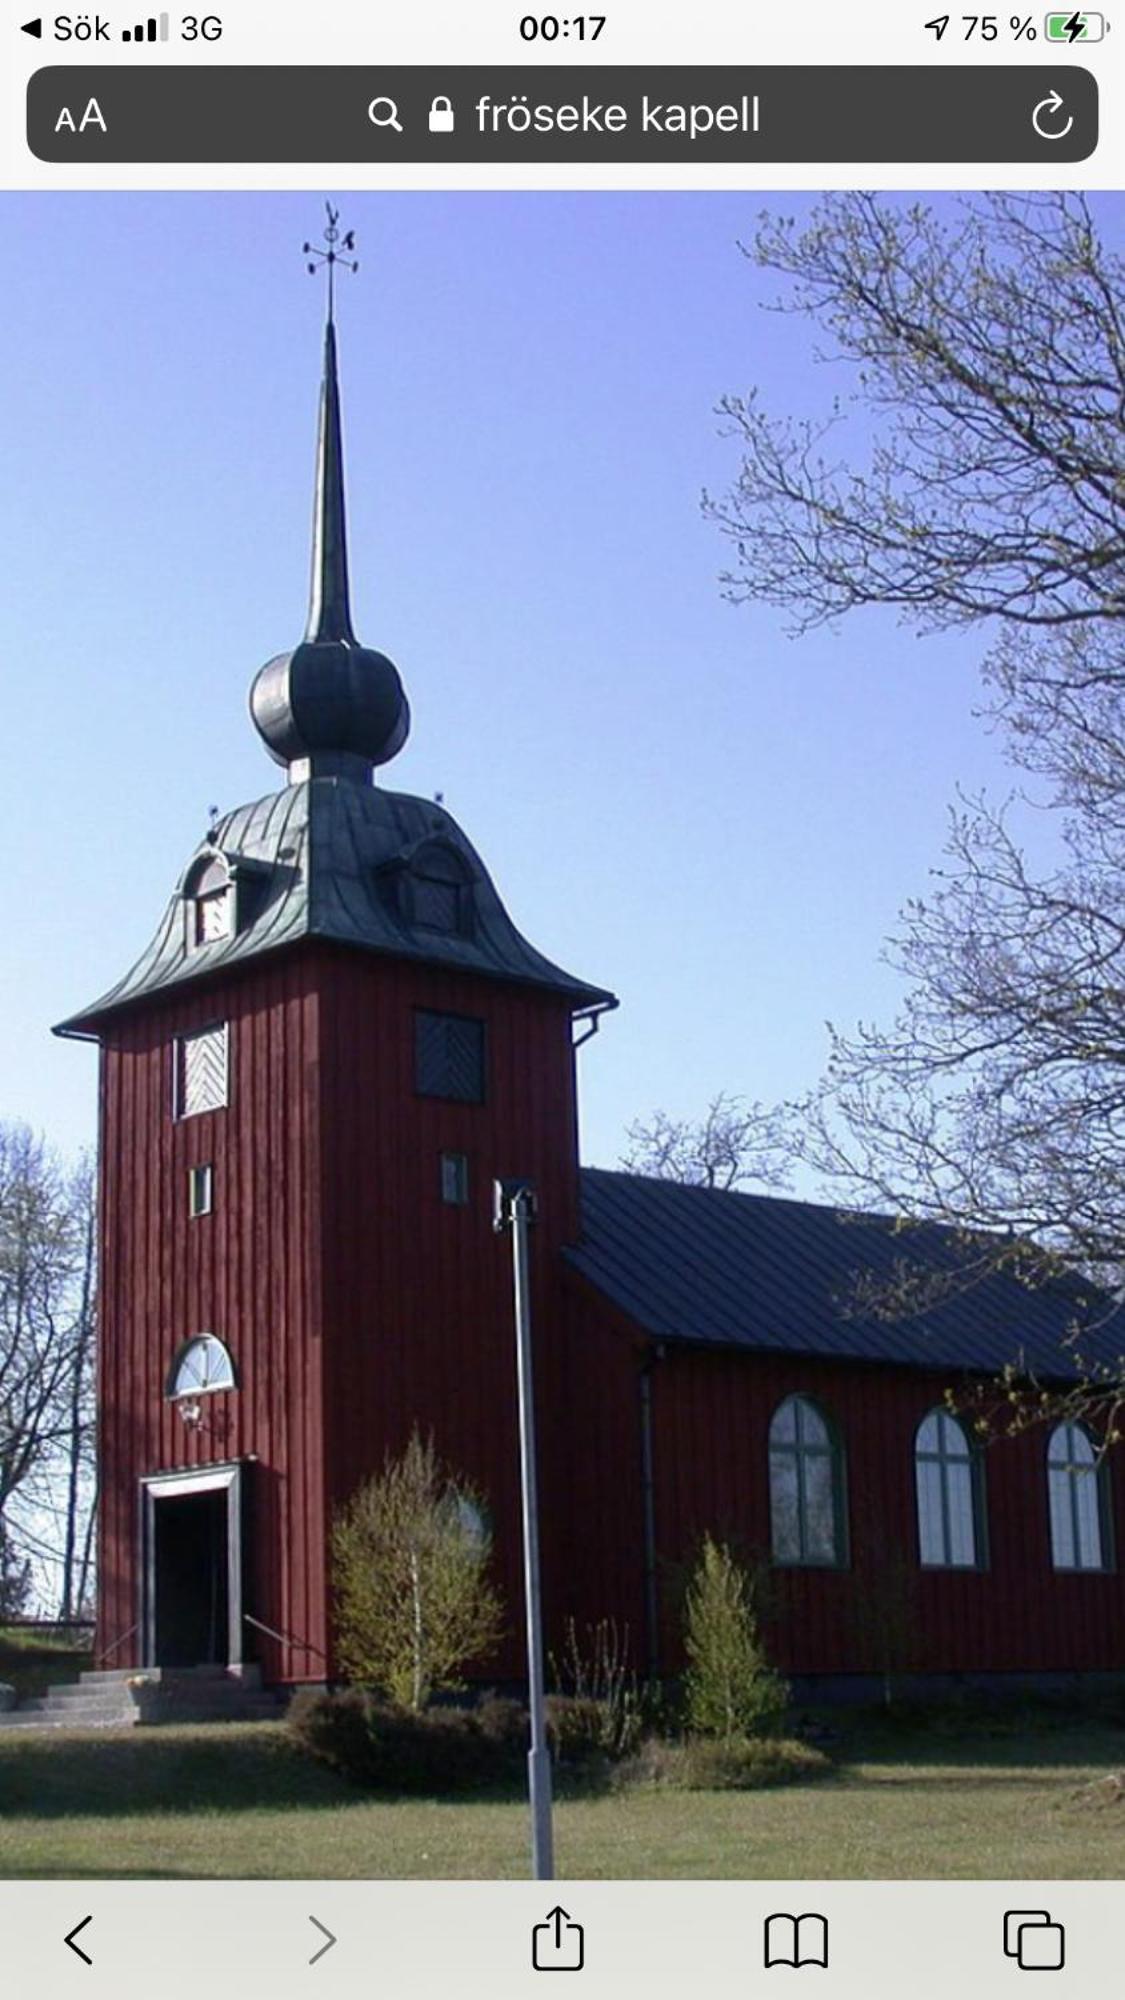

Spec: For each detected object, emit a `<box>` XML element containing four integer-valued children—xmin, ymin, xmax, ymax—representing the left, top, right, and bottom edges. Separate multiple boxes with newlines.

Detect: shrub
<box><xmin>475</xmin><ymin>1694</ymin><xmax>529</xmax><ymax>1751</ymax></box>
<box><xmin>549</xmin><ymin>1618</ymin><xmax>643</xmax><ymax>1760</ymax></box>
<box><xmin>331</xmin><ymin>1431</ymin><xmax>504</xmax><ymax>1709</ymax></box>
<box><xmin>683</xmin><ymin>1536</ymin><xmax>789</xmax><ymax>1740</ymax></box>
<box><xmin>288</xmin><ymin>1688</ymin><xmax>522</xmax><ymax>1794</ymax></box>
<box><xmin>545</xmin><ymin>1694</ymin><xmax>615</xmax><ymax>1765</ymax></box>
<box><xmin>617</xmin><ymin>1733</ymin><xmax>831</xmax><ymax>1792</ymax></box>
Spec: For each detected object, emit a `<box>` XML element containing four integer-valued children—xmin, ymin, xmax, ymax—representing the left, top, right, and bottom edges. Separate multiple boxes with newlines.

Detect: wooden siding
<box><xmin>96</xmin><ymin>954</ymin><xmax>327</xmax><ymax>1683</ymax></box>
<box><xmin>95</xmin><ymin>938</ymin><xmax>586</xmax><ymax>1686</ymax></box>
<box><xmin>315</xmin><ymin>944</ymin><xmax>582</xmax><ymax>1681</ymax></box>
<box><xmin>555</xmin><ymin>1289</ymin><xmax>1125</xmax><ymax>1681</ymax></box>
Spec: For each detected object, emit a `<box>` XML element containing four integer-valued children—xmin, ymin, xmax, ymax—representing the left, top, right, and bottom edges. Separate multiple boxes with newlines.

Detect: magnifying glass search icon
<box><xmin>368</xmin><ymin>96</ymin><xmax>404</xmax><ymax>132</ymax></box>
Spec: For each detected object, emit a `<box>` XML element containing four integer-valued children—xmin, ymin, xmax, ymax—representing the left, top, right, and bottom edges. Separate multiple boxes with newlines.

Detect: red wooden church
<box><xmin>57</xmin><ymin>266</ymin><xmax>1125</xmax><ymax>1701</ymax></box>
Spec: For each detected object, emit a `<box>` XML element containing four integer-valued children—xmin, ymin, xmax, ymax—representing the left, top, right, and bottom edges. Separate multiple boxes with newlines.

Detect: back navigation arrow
<box><xmin>308</xmin><ymin>1916</ymin><xmax>337</xmax><ymax>1966</ymax></box>
<box><xmin>21</xmin><ymin>17</ymin><xmax>43</xmax><ymax>34</ymax></box>
<box><xmin>64</xmin><ymin>1915</ymin><xmax>93</xmax><ymax>1966</ymax></box>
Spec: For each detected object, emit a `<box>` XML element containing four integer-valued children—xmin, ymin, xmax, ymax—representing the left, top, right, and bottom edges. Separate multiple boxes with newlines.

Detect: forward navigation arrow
<box><xmin>308</xmin><ymin>1915</ymin><xmax>337</xmax><ymax>1966</ymax></box>
<box><xmin>64</xmin><ymin>1915</ymin><xmax>93</xmax><ymax>1966</ymax></box>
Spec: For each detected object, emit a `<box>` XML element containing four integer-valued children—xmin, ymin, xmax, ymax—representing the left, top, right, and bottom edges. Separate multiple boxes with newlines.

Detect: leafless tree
<box><xmin>706</xmin><ymin>192</ymin><xmax>1125</xmax><ymax>1417</ymax></box>
<box><xmin>623</xmin><ymin>1092</ymin><xmax>790</xmax><ymax>1192</ymax></box>
<box><xmin>0</xmin><ymin>1123</ymin><xmax>96</xmax><ymax>1612</ymax></box>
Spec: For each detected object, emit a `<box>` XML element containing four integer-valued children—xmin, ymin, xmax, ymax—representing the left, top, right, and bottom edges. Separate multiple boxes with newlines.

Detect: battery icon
<box><xmin>1044</xmin><ymin>11</ymin><xmax>1106</xmax><ymax>36</ymax></box>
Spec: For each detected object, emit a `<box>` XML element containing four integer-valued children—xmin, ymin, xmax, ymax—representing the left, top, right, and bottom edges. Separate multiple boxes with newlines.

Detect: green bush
<box><xmin>683</xmin><ymin>1536</ymin><xmax>789</xmax><ymax>1740</ymax></box>
<box><xmin>288</xmin><ymin>1688</ymin><xmax>522</xmax><ymax>1795</ymax></box>
<box><xmin>331</xmin><ymin>1432</ymin><xmax>504</xmax><ymax>1710</ymax></box>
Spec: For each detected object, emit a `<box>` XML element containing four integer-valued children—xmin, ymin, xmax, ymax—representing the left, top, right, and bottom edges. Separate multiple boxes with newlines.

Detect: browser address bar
<box><xmin>27</xmin><ymin>65</ymin><xmax>1098</xmax><ymax>164</ymax></box>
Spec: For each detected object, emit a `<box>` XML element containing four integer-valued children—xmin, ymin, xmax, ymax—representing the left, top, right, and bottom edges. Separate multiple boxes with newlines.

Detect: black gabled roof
<box><xmin>569</xmin><ymin>1167</ymin><xmax>1119</xmax><ymax>1382</ymax></box>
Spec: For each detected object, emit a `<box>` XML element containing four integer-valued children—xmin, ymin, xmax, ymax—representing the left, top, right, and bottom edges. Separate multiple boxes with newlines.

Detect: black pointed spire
<box><xmin>305</xmin><ymin>319</ymin><xmax>356</xmax><ymax>646</ymax></box>
<box><xmin>250</xmin><ymin>208</ymin><xmax>410</xmax><ymax>786</ymax></box>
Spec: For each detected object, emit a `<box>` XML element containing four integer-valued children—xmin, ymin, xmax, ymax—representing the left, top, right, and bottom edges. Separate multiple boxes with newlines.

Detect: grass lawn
<box><xmin>1</xmin><ymin>1711</ymin><xmax>1124</xmax><ymax>1878</ymax></box>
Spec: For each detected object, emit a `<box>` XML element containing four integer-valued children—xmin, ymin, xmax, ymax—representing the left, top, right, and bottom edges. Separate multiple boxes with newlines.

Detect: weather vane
<box><xmin>303</xmin><ymin>202</ymin><xmax>358</xmax><ymax>320</ymax></box>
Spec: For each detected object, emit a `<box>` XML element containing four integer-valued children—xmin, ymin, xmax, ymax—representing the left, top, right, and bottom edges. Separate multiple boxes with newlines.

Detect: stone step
<box><xmin>80</xmin><ymin>1663</ymin><xmax>262</xmax><ymax>1689</ymax></box>
<box><xmin>0</xmin><ymin>1665</ymin><xmax>284</xmax><ymax>1732</ymax></box>
<box><xmin>0</xmin><ymin>1703</ymin><xmax>137</xmax><ymax>1731</ymax></box>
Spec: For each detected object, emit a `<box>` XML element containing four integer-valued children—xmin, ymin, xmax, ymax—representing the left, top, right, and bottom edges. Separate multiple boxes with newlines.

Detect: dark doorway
<box><xmin>153</xmin><ymin>1489</ymin><xmax>230</xmax><ymax>1666</ymax></box>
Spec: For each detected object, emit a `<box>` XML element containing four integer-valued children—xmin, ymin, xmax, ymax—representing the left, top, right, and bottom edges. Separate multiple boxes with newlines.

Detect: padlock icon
<box><xmin>428</xmin><ymin>95</ymin><xmax>455</xmax><ymax>134</ymax></box>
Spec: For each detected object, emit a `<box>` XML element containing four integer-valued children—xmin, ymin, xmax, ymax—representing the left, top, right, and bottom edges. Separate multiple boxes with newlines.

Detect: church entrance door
<box><xmin>154</xmin><ymin>1489</ymin><xmax>229</xmax><ymax>1666</ymax></box>
<box><xmin>141</xmin><ymin>1463</ymin><xmax>245</xmax><ymax>1670</ymax></box>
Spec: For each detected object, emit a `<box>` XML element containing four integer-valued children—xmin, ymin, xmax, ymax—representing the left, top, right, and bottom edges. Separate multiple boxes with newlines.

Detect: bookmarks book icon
<box><xmin>765</xmin><ymin>1912</ymin><xmax>829</xmax><ymax>1969</ymax></box>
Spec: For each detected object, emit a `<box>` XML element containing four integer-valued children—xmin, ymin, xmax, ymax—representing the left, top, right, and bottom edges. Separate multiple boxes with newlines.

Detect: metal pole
<box><xmin>495</xmin><ymin>1178</ymin><xmax>554</xmax><ymax>1881</ymax></box>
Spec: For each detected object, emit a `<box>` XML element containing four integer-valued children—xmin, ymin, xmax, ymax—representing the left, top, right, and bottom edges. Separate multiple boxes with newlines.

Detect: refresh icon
<box><xmin>1032</xmin><ymin>88</ymin><xmax>1075</xmax><ymax>139</ymax></box>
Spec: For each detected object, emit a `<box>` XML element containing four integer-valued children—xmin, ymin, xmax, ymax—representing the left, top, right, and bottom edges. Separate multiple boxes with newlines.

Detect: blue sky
<box><xmin>4</xmin><ymin>191</ymin><xmax>1113</xmax><ymax>1183</ymax></box>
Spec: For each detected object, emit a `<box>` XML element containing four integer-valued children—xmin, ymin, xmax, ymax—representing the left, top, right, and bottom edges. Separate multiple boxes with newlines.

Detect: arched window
<box><xmin>915</xmin><ymin>1410</ymin><xmax>983</xmax><ymax>1568</ymax></box>
<box><xmin>166</xmin><ymin>1334</ymin><xmax>236</xmax><ymax>1400</ymax></box>
<box><xmin>1048</xmin><ymin>1422</ymin><xmax>1109</xmax><ymax>1571</ymax></box>
<box><xmin>186</xmin><ymin>854</ymin><xmax>233</xmax><ymax>948</ymax></box>
<box><xmin>769</xmin><ymin>1395</ymin><xmax>846</xmax><ymax>1566</ymax></box>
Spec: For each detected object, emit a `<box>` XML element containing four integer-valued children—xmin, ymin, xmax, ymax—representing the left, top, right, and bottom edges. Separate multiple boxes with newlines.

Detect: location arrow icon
<box><xmin>64</xmin><ymin>1915</ymin><xmax>93</xmax><ymax>1966</ymax></box>
<box><xmin>21</xmin><ymin>17</ymin><xmax>43</xmax><ymax>34</ymax></box>
<box><xmin>308</xmin><ymin>1916</ymin><xmax>336</xmax><ymax>1966</ymax></box>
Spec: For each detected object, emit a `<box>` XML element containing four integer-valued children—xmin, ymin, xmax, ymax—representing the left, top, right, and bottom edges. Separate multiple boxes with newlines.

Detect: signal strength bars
<box><xmin>122</xmin><ymin>12</ymin><xmax>169</xmax><ymax>38</ymax></box>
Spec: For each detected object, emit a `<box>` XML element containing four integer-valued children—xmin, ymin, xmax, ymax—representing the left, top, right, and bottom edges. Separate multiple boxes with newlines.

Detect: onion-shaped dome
<box><xmin>250</xmin><ymin>320</ymin><xmax>410</xmax><ymax>782</ymax></box>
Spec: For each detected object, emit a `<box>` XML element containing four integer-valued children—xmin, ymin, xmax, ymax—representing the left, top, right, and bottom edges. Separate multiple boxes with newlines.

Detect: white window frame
<box><xmin>915</xmin><ymin>1409</ymin><xmax>985</xmax><ymax>1569</ymax></box>
<box><xmin>166</xmin><ymin>1333</ymin><xmax>237</xmax><ymax>1401</ymax></box>
<box><xmin>1048</xmin><ymin>1421</ymin><xmax>1110</xmax><ymax>1572</ymax></box>
<box><xmin>173</xmin><ymin>1023</ymin><xmax>229</xmax><ymax>1119</ymax></box>
<box><xmin>768</xmin><ymin>1394</ymin><xmax>847</xmax><ymax>1568</ymax></box>
<box><xmin>188</xmin><ymin>1162</ymin><xmax>214</xmax><ymax>1218</ymax></box>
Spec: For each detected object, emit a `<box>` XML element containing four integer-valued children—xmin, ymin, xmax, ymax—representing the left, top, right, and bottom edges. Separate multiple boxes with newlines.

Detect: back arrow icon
<box><xmin>308</xmin><ymin>1916</ymin><xmax>337</xmax><ymax>1965</ymax></box>
<box><xmin>1032</xmin><ymin>89</ymin><xmax>1075</xmax><ymax>139</ymax></box>
<box><xmin>64</xmin><ymin>1916</ymin><xmax>93</xmax><ymax>1966</ymax></box>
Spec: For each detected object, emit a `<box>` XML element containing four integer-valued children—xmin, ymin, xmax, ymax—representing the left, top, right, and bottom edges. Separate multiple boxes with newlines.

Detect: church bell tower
<box><xmin>56</xmin><ymin>211</ymin><xmax>615</xmax><ymax>1685</ymax></box>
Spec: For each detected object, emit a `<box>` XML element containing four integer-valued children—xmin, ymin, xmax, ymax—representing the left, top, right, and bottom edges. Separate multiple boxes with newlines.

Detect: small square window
<box><xmin>188</xmin><ymin>1163</ymin><xmax>214</xmax><ymax>1217</ymax></box>
<box><xmin>440</xmin><ymin>1152</ymin><xmax>469</xmax><ymax>1206</ymax></box>
<box><xmin>415</xmin><ymin>1010</ymin><xmax>485</xmax><ymax>1103</ymax></box>
<box><xmin>174</xmin><ymin>1024</ymin><xmax>229</xmax><ymax>1118</ymax></box>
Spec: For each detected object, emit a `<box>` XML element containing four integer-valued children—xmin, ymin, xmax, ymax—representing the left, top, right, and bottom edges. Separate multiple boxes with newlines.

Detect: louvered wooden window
<box><xmin>413</xmin><ymin>875</ymin><xmax>463</xmax><ymax>934</ymax></box>
<box><xmin>175</xmin><ymin>1024</ymin><xmax>229</xmax><ymax>1118</ymax></box>
<box><xmin>415</xmin><ymin>1010</ymin><xmax>485</xmax><ymax>1103</ymax></box>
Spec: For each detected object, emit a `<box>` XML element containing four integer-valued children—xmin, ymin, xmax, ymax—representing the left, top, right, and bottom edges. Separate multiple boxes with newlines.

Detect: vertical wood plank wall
<box><xmin>95</xmin><ymin>940</ymin><xmax>585</xmax><ymax>1685</ymax></box>
<box><xmin>554</xmin><ymin>1310</ymin><xmax>1125</xmax><ymax>1682</ymax></box>
<box><xmin>95</xmin><ymin>932</ymin><xmax>1125</xmax><ymax>1690</ymax></box>
<box><xmin>96</xmin><ymin>955</ymin><xmax>327</xmax><ymax>1683</ymax></box>
<box><xmin>316</xmin><ymin>945</ymin><xmax>582</xmax><ymax>1681</ymax></box>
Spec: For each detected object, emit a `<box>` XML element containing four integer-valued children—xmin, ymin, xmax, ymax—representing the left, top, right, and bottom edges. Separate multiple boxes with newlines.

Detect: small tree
<box><xmin>683</xmin><ymin>1536</ymin><xmax>787</xmax><ymax>1741</ymax></box>
<box><xmin>332</xmin><ymin>1431</ymin><xmax>503</xmax><ymax>1710</ymax></box>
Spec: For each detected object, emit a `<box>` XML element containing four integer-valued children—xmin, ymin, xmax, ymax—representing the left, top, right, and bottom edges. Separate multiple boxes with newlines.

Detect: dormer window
<box><xmin>386</xmin><ymin>840</ymin><xmax>474</xmax><ymax>938</ymax></box>
<box><xmin>414</xmin><ymin>870</ymin><xmax>463</xmax><ymax>934</ymax></box>
<box><xmin>186</xmin><ymin>854</ymin><xmax>233</xmax><ymax>950</ymax></box>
